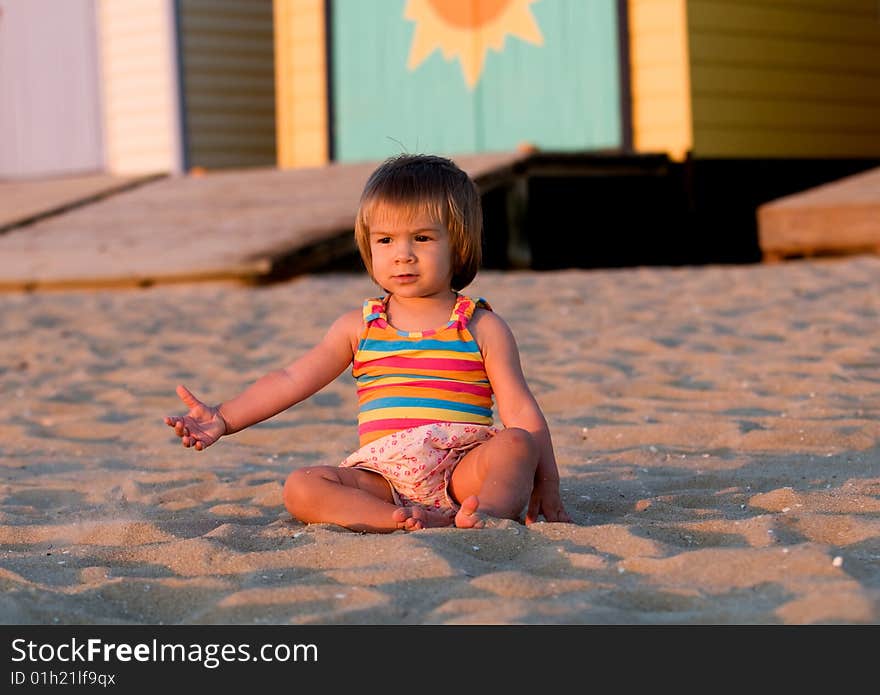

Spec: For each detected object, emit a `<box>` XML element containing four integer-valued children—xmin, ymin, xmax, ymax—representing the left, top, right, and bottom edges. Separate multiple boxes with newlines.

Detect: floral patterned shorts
<box><xmin>339</xmin><ymin>422</ymin><xmax>497</xmax><ymax>518</ymax></box>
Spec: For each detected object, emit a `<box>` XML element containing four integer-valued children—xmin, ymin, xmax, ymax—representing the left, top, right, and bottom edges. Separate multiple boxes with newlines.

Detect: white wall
<box><xmin>0</xmin><ymin>0</ymin><xmax>104</xmax><ymax>178</ymax></box>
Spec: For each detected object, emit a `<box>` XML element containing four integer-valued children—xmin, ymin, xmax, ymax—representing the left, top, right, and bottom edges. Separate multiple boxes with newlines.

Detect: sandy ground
<box><xmin>1</xmin><ymin>257</ymin><xmax>879</xmax><ymax>625</ymax></box>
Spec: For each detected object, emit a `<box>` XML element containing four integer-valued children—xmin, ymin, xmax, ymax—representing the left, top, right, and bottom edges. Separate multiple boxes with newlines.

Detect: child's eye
<box><xmin>374</xmin><ymin>237</ymin><xmax>392</xmax><ymax>244</ymax></box>
<box><xmin>414</xmin><ymin>235</ymin><xmax>432</xmax><ymax>242</ymax></box>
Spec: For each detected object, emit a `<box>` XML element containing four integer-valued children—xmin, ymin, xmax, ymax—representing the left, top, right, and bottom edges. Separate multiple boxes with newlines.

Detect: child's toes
<box><xmin>459</xmin><ymin>495</ymin><xmax>480</xmax><ymax>516</ymax></box>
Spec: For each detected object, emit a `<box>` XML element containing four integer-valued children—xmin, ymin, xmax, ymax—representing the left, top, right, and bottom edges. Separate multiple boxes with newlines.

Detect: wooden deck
<box><xmin>0</xmin><ymin>173</ymin><xmax>163</xmax><ymax>233</ymax></box>
<box><xmin>0</xmin><ymin>152</ymin><xmax>527</xmax><ymax>290</ymax></box>
<box><xmin>758</xmin><ymin>166</ymin><xmax>880</xmax><ymax>262</ymax></box>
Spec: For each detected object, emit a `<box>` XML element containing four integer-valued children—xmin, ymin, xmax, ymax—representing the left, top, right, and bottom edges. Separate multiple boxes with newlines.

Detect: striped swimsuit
<box><xmin>339</xmin><ymin>294</ymin><xmax>498</xmax><ymax>514</ymax></box>
<box><xmin>353</xmin><ymin>293</ymin><xmax>495</xmax><ymax>445</ymax></box>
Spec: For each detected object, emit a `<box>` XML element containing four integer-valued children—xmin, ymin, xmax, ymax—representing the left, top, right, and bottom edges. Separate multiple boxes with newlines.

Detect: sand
<box><xmin>1</xmin><ymin>256</ymin><xmax>879</xmax><ymax>625</ymax></box>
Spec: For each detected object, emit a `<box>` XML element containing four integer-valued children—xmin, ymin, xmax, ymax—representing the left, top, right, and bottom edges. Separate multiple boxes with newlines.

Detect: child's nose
<box><xmin>395</xmin><ymin>241</ymin><xmax>415</xmax><ymax>261</ymax></box>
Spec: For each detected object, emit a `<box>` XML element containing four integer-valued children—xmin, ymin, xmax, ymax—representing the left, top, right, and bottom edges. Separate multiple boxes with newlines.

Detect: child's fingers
<box><xmin>180</xmin><ymin>433</ymin><xmax>207</xmax><ymax>450</ymax></box>
<box><xmin>544</xmin><ymin>507</ymin><xmax>570</xmax><ymax>523</ymax></box>
<box><xmin>176</xmin><ymin>384</ymin><xmax>202</xmax><ymax>410</ymax></box>
<box><xmin>167</xmin><ymin>401</ymin><xmax>210</xmax><ymax>451</ymax></box>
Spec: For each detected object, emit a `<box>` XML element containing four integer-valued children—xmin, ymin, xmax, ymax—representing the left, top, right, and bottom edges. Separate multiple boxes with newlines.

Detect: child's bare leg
<box><xmin>449</xmin><ymin>427</ymin><xmax>538</xmax><ymax>529</ymax></box>
<box><xmin>284</xmin><ymin>466</ymin><xmax>412</xmax><ymax>533</ymax></box>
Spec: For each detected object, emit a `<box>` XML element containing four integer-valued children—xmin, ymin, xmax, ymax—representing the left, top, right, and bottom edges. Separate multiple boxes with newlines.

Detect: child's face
<box><xmin>367</xmin><ymin>202</ymin><xmax>454</xmax><ymax>298</ymax></box>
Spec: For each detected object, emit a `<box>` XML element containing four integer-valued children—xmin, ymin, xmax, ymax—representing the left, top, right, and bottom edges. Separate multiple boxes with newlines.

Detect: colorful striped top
<box><xmin>352</xmin><ymin>294</ymin><xmax>495</xmax><ymax>446</ymax></box>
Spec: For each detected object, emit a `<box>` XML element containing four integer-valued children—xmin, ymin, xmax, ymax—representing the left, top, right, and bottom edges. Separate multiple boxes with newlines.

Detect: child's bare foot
<box><xmin>392</xmin><ymin>505</ymin><xmax>454</xmax><ymax>531</ymax></box>
<box><xmin>455</xmin><ymin>495</ymin><xmax>505</xmax><ymax>528</ymax></box>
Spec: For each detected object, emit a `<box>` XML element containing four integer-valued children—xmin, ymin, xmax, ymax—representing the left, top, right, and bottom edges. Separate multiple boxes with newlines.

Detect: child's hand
<box><xmin>164</xmin><ymin>384</ymin><xmax>227</xmax><ymax>451</ymax></box>
<box><xmin>525</xmin><ymin>479</ymin><xmax>572</xmax><ymax>525</ymax></box>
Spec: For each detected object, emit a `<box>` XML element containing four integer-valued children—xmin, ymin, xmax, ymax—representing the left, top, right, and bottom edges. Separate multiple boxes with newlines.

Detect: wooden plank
<box><xmin>688</xmin><ymin>0</ymin><xmax>876</xmax><ymax>18</ymax></box>
<box><xmin>97</xmin><ymin>0</ymin><xmax>181</xmax><ymax>175</ymax></box>
<box><xmin>0</xmin><ymin>173</ymin><xmax>163</xmax><ymax>233</ymax></box>
<box><xmin>0</xmin><ymin>153</ymin><xmax>527</xmax><ymax>290</ymax></box>
<box><xmin>628</xmin><ymin>0</ymin><xmax>691</xmax><ymax>160</ymax></box>
<box><xmin>630</xmin><ymin>34</ymin><xmax>690</xmax><ymax>68</ymax></box>
<box><xmin>630</xmin><ymin>0</ymin><xmax>687</xmax><ymax>33</ymax></box>
<box><xmin>178</xmin><ymin>0</ymin><xmax>275</xmax><ymax>170</ymax></box>
<box><xmin>690</xmin><ymin>64</ymin><xmax>880</xmax><ymax>103</ymax></box>
<box><xmin>688</xmin><ymin>0</ymin><xmax>880</xmax><ymax>43</ymax></box>
<box><xmin>693</xmin><ymin>127</ymin><xmax>880</xmax><ymax>157</ymax></box>
<box><xmin>758</xmin><ymin>167</ymin><xmax>880</xmax><ymax>260</ymax></box>
<box><xmin>179</xmin><ymin>0</ymin><xmax>275</xmax><ymax>19</ymax></box>
<box><xmin>693</xmin><ymin>95</ymin><xmax>880</xmax><ymax>130</ymax></box>
<box><xmin>274</xmin><ymin>0</ymin><xmax>328</xmax><ymax>168</ymax></box>
<box><xmin>689</xmin><ymin>32</ymin><xmax>880</xmax><ymax>75</ymax></box>
<box><xmin>631</xmin><ymin>65</ymin><xmax>691</xmax><ymax>96</ymax></box>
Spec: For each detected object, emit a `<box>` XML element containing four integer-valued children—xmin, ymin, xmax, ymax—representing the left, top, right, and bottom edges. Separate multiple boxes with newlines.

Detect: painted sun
<box><xmin>404</xmin><ymin>0</ymin><xmax>544</xmax><ymax>89</ymax></box>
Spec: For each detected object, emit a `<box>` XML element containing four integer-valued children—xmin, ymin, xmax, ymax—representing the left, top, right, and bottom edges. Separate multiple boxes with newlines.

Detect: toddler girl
<box><xmin>165</xmin><ymin>154</ymin><xmax>570</xmax><ymax>532</ymax></box>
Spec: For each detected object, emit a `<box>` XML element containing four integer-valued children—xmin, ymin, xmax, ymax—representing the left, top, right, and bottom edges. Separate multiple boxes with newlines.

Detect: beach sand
<box><xmin>1</xmin><ymin>256</ymin><xmax>879</xmax><ymax>625</ymax></box>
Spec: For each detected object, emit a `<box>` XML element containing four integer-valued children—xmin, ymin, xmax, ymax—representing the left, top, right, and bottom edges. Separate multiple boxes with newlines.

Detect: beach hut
<box><xmin>630</xmin><ymin>0</ymin><xmax>880</xmax><ymax>262</ymax></box>
<box><xmin>276</xmin><ymin>0</ymin><xmax>629</xmax><ymax>166</ymax></box>
<box><xmin>277</xmin><ymin>0</ymin><xmax>880</xmax><ymax>167</ymax></box>
<box><xmin>274</xmin><ymin>0</ymin><xmax>880</xmax><ymax>266</ymax></box>
<box><xmin>0</xmin><ymin>0</ymin><xmax>276</xmax><ymax>178</ymax></box>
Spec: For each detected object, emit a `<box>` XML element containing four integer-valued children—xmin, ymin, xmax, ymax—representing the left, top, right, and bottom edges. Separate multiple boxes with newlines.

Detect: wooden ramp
<box><xmin>0</xmin><ymin>173</ymin><xmax>163</xmax><ymax>233</ymax></box>
<box><xmin>758</xmin><ymin>166</ymin><xmax>880</xmax><ymax>262</ymax></box>
<box><xmin>0</xmin><ymin>153</ymin><xmax>526</xmax><ymax>290</ymax></box>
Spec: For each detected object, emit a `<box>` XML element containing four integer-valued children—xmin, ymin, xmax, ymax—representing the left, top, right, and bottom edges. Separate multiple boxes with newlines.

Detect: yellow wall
<box><xmin>97</xmin><ymin>0</ymin><xmax>182</xmax><ymax>175</ymax></box>
<box><xmin>687</xmin><ymin>0</ymin><xmax>880</xmax><ymax>157</ymax></box>
<box><xmin>628</xmin><ymin>0</ymin><xmax>693</xmax><ymax>161</ymax></box>
<box><xmin>177</xmin><ymin>0</ymin><xmax>276</xmax><ymax>170</ymax></box>
<box><xmin>274</xmin><ymin>0</ymin><xmax>328</xmax><ymax>168</ymax></box>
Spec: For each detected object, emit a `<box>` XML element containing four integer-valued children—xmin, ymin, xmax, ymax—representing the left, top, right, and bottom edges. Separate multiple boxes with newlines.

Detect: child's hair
<box><xmin>354</xmin><ymin>153</ymin><xmax>483</xmax><ymax>291</ymax></box>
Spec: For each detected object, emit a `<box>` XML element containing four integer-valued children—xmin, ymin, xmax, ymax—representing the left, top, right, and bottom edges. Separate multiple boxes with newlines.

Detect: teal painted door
<box><xmin>331</xmin><ymin>0</ymin><xmax>622</xmax><ymax>162</ymax></box>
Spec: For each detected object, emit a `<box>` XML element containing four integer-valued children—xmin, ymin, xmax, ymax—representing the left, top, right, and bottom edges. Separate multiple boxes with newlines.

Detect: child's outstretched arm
<box><xmin>475</xmin><ymin>311</ymin><xmax>572</xmax><ymax>524</ymax></box>
<box><xmin>164</xmin><ymin>309</ymin><xmax>361</xmax><ymax>451</ymax></box>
